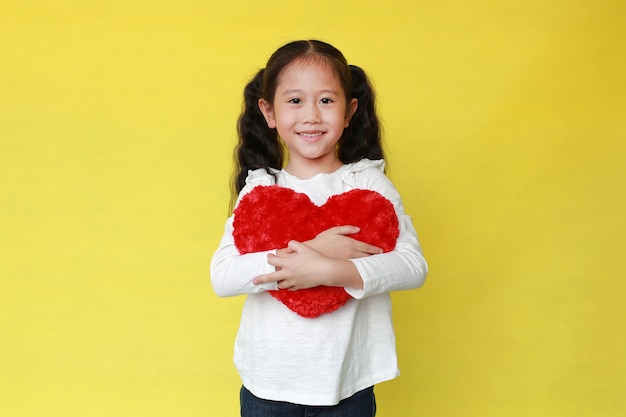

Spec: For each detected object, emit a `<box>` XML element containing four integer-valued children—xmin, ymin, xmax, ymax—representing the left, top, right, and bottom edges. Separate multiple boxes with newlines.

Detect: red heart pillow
<box><xmin>233</xmin><ymin>185</ymin><xmax>399</xmax><ymax>318</ymax></box>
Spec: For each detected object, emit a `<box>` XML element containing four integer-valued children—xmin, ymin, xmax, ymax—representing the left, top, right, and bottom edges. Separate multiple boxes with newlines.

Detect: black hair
<box><xmin>231</xmin><ymin>40</ymin><xmax>384</xmax><ymax>209</ymax></box>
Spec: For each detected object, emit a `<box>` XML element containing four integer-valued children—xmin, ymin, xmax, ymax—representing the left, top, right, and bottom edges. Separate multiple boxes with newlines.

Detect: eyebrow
<box><xmin>281</xmin><ymin>89</ymin><xmax>340</xmax><ymax>96</ymax></box>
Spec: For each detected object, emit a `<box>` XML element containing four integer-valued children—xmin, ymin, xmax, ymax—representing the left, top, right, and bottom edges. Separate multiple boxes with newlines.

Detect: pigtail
<box><xmin>231</xmin><ymin>69</ymin><xmax>284</xmax><ymax>209</ymax></box>
<box><xmin>338</xmin><ymin>65</ymin><xmax>384</xmax><ymax>163</ymax></box>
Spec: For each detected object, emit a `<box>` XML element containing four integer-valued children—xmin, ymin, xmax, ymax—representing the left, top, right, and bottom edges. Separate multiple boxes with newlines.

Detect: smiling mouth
<box><xmin>298</xmin><ymin>131</ymin><xmax>325</xmax><ymax>140</ymax></box>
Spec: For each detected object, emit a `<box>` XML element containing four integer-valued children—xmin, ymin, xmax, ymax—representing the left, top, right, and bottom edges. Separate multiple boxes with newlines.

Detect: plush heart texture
<box><xmin>233</xmin><ymin>185</ymin><xmax>399</xmax><ymax>318</ymax></box>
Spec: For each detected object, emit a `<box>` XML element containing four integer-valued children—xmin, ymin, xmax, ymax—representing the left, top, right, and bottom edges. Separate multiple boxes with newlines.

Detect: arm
<box><xmin>253</xmin><ymin>168</ymin><xmax>428</xmax><ymax>297</ymax></box>
<box><xmin>210</xmin><ymin>170</ymin><xmax>283</xmax><ymax>297</ymax></box>
<box><xmin>347</xmin><ymin>215</ymin><xmax>427</xmax><ymax>298</ymax></box>
<box><xmin>211</xmin><ymin>222</ymin><xmax>382</xmax><ymax>295</ymax></box>
<box><xmin>255</xmin><ymin>240</ymin><xmax>365</xmax><ymax>290</ymax></box>
<box><xmin>210</xmin><ymin>215</ymin><xmax>279</xmax><ymax>297</ymax></box>
<box><xmin>211</xmin><ymin>163</ymin><xmax>427</xmax><ymax>297</ymax></box>
<box><xmin>346</xmin><ymin>169</ymin><xmax>428</xmax><ymax>298</ymax></box>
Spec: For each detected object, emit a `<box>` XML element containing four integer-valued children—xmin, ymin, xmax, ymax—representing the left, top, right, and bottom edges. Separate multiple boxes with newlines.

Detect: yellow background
<box><xmin>1</xmin><ymin>0</ymin><xmax>624</xmax><ymax>416</ymax></box>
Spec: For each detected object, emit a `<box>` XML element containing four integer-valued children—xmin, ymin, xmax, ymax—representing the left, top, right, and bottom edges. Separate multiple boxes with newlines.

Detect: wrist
<box><xmin>326</xmin><ymin>259</ymin><xmax>364</xmax><ymax>289</ymax></box>
<box><xmin>303</xmin><ymin>238</ymin><xmax>322</xmax><ymax>255</ymax></box>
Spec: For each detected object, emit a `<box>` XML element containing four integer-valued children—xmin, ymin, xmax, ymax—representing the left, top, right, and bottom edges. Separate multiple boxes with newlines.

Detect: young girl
<box><xmin>211</xmin><ymin>40</ymin><xmax>428</xmax><ymax>416</ymax></box>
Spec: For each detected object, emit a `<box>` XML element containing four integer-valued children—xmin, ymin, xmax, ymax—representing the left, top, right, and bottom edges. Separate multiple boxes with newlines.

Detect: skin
<box><xmin>254</xmin><ymin>59</ymin><xmax>382</xmax><ymax>291</ymax></box>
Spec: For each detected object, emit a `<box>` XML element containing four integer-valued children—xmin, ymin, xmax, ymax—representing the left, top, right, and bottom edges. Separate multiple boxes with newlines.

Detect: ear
<box><xmin>344</xmin><ymin>98</ymin><xmax>358</xmax><ymax>128</ymax></box>
<box><xmin>258</xmin><ymin>98</ymin><xmax>276</xmax><ymax>129</ymax></box>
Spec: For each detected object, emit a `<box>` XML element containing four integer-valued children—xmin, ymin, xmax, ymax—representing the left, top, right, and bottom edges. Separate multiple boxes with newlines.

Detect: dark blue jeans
<box><xmin>240</xmin><ymin>386</ymin><xmax>376</xmax><ymax>417</ymax></box>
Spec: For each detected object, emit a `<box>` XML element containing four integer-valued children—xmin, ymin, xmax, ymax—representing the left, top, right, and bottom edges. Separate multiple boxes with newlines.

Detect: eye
<box><xmin>320</xmin><ymin>98</ymin><xmax>334</xmax><ymax>104</ymax></box>
<box><xmin>288</xmin><ymin>98</ymin><xmax>302</xmax><ymax>104</ymax></box>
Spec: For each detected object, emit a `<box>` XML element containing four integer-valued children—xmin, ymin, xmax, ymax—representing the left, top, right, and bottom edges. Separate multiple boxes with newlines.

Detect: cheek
<box><xmin>274</xmin><ymin>108</ymin><xmax>295</xmax><ymax>123</ymax></box>
<box><xmin>337</xmin><ymin>112</ymin><xmax>350</xmax><ymax>128</ymax></box>
<box><xmin>274</xmin><ymin>114</ymin><xmax>298</xmax><ymax>138</ymax></box>
<box><xmin>275</xmin><ymin>115</ymin><xmax>295</xmax><ymax>131</ymax></box>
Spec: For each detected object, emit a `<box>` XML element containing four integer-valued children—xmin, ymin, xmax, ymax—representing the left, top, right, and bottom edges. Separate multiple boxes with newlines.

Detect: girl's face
<box><xmin>259</xmin><ymin>58</ymin><xmax>357</xmax><ymax>178</ymax></box>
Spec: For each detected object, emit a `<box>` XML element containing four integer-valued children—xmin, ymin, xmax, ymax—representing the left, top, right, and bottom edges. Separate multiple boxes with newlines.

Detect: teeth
<box><xmin>300</xmin><ymin>132</ymin><xmax>323</xmax><ymax>138</ymax></box>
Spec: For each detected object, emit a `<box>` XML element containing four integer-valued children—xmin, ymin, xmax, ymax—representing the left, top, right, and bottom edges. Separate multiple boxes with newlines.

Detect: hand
<box><xmin>253</xmin><ymin>240</ymin><xmax>363</xmax><ymax>290</ymax></box>
<box><xmin>303</xmin><ymin>226</ymin><xmax>382</xmax><ymax>260</ymax></box>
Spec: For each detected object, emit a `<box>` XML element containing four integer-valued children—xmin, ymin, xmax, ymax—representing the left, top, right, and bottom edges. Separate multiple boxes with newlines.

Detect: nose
<box><xmin>302</xmin><ymin>102</ymin><xmax>321</xmax><ymax>124</ymax></box>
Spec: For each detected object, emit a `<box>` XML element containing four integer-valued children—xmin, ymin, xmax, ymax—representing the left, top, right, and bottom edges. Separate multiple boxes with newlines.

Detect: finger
<box><xmin>353</xmin><ymin>241</ymin><xmax>383</xmax><ymax>255</ymax></box>
<box><xmin>252</xmin><ymin>273</ymin><xmax>268</xmax><ymax>285</ymax></box>
<box><xmin>275</xmin><ymin>248</ymin><xmax>296</xmax><ymax>258</ymax></box>
<box><xmin>267</xmin><ymin>253</ymin><xmax>287</xmax><ymax>270</ymax></box>
<box><xmin>287</xmin><ymin>240</ymin><xmax>308</xmax><ymax>252</ymax></box>
<box><xmin>352</xmin><ymin>248</ymin><xmax>383</xmax><ymax>258</ymax></box>
<box><xmin>253</xmin><ymin>271</ymin><xmax>283</xmax><ymax>285</ymax></box>
<box><xmin>277</xmin><ymin>279</ymin><xmax>292</xmax><ymax>290</ymax></box>
<box><xmin>327</xmin><ymin>225</ymin><xmax>361</xmax><ymax>236</ymax></box>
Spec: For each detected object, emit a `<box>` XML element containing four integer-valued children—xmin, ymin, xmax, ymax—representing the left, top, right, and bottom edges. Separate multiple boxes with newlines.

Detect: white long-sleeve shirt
<box><xmin>210</xmin><ymin>159</ymin><xmax>427</xmax><ymax>406</ymax></box>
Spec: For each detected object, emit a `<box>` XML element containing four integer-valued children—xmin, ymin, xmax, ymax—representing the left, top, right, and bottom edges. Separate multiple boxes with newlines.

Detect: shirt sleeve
<box><xmin>343</xmin><ymin>167</ymin><xmax>428</xmax><ymax>299</ymax></box>
<box><xmin>210</xmin><ymin>170</ymin><xmax>280</xmax><ymax>297</ymax></box>
<box><xmin>210</xmin><ymin>215</ymin><xmax>278</xmax><ymax>297</ymax></box>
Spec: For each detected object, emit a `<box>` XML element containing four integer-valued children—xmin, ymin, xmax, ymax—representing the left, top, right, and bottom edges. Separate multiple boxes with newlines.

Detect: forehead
<box><xmin>276</xmin><ymin>57</ymin><xmax>343</xmax><ymax>90</ymax></box>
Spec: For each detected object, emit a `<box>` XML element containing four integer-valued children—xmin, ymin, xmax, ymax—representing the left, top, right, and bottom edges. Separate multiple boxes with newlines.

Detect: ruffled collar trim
<box><xmin>245</xmin><ymin>159</ymin><xmax>385</xmax><ymax>186</ymax></box>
